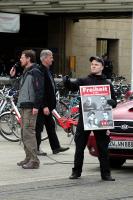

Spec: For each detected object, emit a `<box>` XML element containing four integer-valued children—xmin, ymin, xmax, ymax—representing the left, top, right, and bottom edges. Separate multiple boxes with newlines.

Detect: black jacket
<box><xmin>64</xmin><ymin>74</ymin><xmax>117</xmax><ymax>113</ymax></box>
<box><xmin>39</xmin><ymin>65</ymin><xmax>56</xmax><ymax>111</ymax></box>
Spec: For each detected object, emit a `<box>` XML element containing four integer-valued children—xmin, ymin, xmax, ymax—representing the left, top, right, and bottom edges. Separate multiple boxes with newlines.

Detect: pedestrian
<box><xmin>63</xmin><ymin>56</ymin><xmax>117</xmax><ymax>181</ymax></box>
<box><xmin>102</xmin><ymin>53</ymin><xmax>113</xmax><ymax>79</ymax></box>
<box><xmin>35</xmin><ymin>49</ymin><xmax>69</xmax><ymax>155</ymax></box>
<box><xmin>10</xmin><ymin>49</ymin><xmax>44</xmax><ymax>169</ymax></box>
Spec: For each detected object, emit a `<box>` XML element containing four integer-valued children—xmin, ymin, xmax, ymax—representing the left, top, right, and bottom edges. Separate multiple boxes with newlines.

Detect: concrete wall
<box><xmin>66</xmin><ymin>18</ymin><xmax>132</xmax><ymax>82</ymax></box>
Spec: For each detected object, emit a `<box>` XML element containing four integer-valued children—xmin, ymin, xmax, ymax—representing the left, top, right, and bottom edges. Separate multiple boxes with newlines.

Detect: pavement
<box><xmin>0</xmin><ymin>126</ymin><xmax>99</xmax><ymax>187</ymax></box>
<box><xmin>1</xmin><ymin>127</ymin><xmax>133</xmax><ymax>200</ymax></box>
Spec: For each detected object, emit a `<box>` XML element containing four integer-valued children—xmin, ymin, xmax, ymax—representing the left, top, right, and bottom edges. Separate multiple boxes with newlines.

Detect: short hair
<box><xmin>40</xmin><ymin>49</ymin><xmax>52</xmax><ymax>62</ymax></box>
<box><xmin>22</xmin><ymin>49</ymin><xmax>36</xmax><ymax>63</ymax></box>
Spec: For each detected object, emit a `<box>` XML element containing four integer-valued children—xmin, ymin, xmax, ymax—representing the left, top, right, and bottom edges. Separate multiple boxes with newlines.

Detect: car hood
<box><xmin>113</xmin><ymin>100</ymin><xmax>133</xmax><ymax>120</ymax></box>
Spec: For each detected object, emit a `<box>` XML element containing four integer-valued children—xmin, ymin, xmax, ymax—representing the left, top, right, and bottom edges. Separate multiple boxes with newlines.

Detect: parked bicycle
<box><xmin>0</xmin><ymin>87</ymin><xmax>49</xmax><ymax>142</ymax></box>
<box><xmin>0</xmin><ymin>83</ymin><xmax>79</xmax><ymax>143</ymax></box>
<box><xmin>52</xmin><ymin>109</ymin><xmax>79</xmax><ymax>139</ymax></box>
<box><xmin>0</xmin><ymin>87</ymin><xmax>22</xmax><ymax>142</ymax></box>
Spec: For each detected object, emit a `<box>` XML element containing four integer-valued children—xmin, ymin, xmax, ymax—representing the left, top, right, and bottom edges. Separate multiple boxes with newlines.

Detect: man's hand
<box><xmin>10</xmin><ymin>67</ymin><xmax>16</xmax><ymax>77</ymax></box>
<box><xmin>32</xmin><ymin>108</ymin><xmax>38</xmax><ymax>115</ymax></box>
<box><xmin>107</xmin><ymin>99</ymin><xmax>117</xmax><ymax>108</ymax></box>
<box><xmin>62</xmin><ymin>75</ymin><xmax>70</xmax><ymax>83</ymax></box>
<box><xmin>43</xmin><ymin>107</ymin><xmax>50</xmax><ymax>115</ymax></box>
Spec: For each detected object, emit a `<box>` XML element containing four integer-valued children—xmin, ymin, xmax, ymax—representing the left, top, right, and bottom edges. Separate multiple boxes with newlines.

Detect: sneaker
<box><xmin>17</xmin><ymin>159</ymin><xmax>29</xmax><ymax>166</ymax></box>
<box><xmin>22</xmin><ymin>161</ymin><xmax>39</xmax><ymax>169</ymax></box>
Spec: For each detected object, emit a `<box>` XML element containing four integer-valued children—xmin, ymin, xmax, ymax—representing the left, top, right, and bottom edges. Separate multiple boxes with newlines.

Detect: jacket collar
<box><xmin>89</xmin><ymin>73</ymin><xmax>106</xmax><ymax>80</ymax></box>
<box><xmin>23</xmin><ymin>63</ymin><xmax>37</xmax><ymax>74</ymax></box>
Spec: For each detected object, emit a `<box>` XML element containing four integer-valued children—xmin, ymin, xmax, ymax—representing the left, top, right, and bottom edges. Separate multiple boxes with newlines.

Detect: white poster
<box><xmin>0</xmin><ymin>13</ymin><xmax>20</xmax><ymax>33</ymax></box>
<box><xmin>80</xmin><ymin>85</ymin><xmax>114</xmax><ymax>130</ymax></box>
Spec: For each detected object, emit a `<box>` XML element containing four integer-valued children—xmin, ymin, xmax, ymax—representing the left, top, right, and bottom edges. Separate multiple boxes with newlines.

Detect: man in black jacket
<box><xmin>63</xmin><ymin>56</ymin><xmax>117</xmax><ymax>181</ymax></box>
<box><xmin>35</xmin><ymin>49</ymin><xmax>69</xmax><ymax>155</ymax></box>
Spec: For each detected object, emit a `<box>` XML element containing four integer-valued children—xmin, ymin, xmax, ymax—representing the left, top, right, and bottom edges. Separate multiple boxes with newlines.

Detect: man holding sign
<box><xmin>63</xmin><ymin>56</ymin><xmax>117</xmax><ymax>181</ymax></box>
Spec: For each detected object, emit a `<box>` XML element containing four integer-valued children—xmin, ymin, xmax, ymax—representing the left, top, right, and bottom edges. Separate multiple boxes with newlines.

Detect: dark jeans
<box><xmin>35</xmin><ymin>109</ymin><xmax>60</xmax><ymax>151</ymax></box>
<box><xmin>73</xmin><ymin>114</ymin><xmax>111</xmax><ymax>178</ymax></box>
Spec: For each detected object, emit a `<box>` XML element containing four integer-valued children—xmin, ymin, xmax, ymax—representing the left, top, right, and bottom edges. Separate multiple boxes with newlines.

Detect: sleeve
<box><xmin>32</xmin><ymin>69</ymin><xmax>44</xmax><ymax>109</ymax></box>
<box><xmin>63</xmin><ymin>78</ymin><xmax>82</xmax><ymax>92</ymax></box>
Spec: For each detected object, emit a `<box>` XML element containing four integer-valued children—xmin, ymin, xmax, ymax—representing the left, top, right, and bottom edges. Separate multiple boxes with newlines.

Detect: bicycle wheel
<box><xmin>0</xmin><ymin>111</ymin><xmax>21</xmax><ymax>142</ymax></box>
<box><xmin>71</xmin><ymin>113</ymin><xmax>79</xmax><ymax>136</ymax></box>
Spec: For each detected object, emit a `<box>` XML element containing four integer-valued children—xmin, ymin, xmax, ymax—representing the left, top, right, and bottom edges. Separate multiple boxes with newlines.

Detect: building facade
<box><xmin>65</xmin><ymin>18</ymin><xmax>132</xmax><ymax>82</ymax></box>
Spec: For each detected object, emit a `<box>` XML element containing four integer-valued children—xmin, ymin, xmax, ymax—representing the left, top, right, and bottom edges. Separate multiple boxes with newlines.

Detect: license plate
<box><xmin>108</xmin><ymin>140</ymin><xmax>133</xmax><ymax>149</ymax></box>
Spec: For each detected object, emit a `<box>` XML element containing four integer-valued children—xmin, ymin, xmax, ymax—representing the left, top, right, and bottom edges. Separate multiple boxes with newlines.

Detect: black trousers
<box><xmin>73</xmin><ymin>114</ymin><xmax>111</xmax><ymax>178</ymax></box>
<box><xmin>35</xmin><ymin>109</ymin><xmax>60</xmax><ymax>151</ymax></box>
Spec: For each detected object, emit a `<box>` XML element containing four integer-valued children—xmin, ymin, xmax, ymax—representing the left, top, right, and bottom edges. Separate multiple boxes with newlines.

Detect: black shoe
<box><xmin>37</xmin><ymin>150</ymin><xmax>47</xmax><ymax>156</ymax></box>
<box><xmin>69</xmin><ymin>172</ymin><xmax>81</xmax><ymax>179</ymax></box>
<box><xmin>102</xmin><ymin>176</ymin><xmax>115</xmax><ymax>181</ymax></box>
<box><xmin>53</xmin><ymin>147</ymin><xmax>69</xmax><ymax>154</ymax></box>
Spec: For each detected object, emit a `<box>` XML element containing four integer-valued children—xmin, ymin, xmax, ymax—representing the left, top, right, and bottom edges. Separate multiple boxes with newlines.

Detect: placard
<box><xmin>80</xmin><ymin>85</ymin><xmax>114</xmax><ymax>130</ymax></box>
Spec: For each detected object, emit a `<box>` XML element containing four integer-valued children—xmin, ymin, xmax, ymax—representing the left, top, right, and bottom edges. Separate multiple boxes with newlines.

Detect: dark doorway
<box><xmin>96</xmin><ymin>38</ymin><xmax>119</xmax><ymax>75</ymax></box>
<box><xmin>0</xmin><ymin>14</ymin><xmax>48</xmax><ymax>76</ymax></box>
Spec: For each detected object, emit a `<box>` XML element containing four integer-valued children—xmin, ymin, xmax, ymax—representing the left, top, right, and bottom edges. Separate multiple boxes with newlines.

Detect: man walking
<box><xmin>35</xmin><ymin>49</ymin><xmax>69</xmax><ymax>155</ymax></box>
<box><xmin>63</xmin><ymin>56</ymin><xmax>117</xmax><ymax>181</ymax></box>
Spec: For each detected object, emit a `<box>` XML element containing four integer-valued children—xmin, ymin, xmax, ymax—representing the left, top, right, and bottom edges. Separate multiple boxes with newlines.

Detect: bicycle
<box><xmin>0</xmin><ymin>88</ymin><xmax>49</xmax><ymax>142</ymax></box>
<box><xmin>52</xmin><ymin>109</ymin><xmax>79</xmax><ymax>141</ymax></box>
<box><xmin>0</xmin><ymin>85</ymin><xmax>78</xmax><ymax>142</ymax></box>
<box><xmin>0</xmin><ymin>86</ymin><xmax>22</xmax><ymax>142</ymax></box>
<box><xmin>55</xmin><ymin>86</ymin><xmax>80</xmax><ymax>118</ymax></box>
<box><xmin>0</xmin><ymin>86</ymin><xmax>12</xmax><ymax>114</ymax></box>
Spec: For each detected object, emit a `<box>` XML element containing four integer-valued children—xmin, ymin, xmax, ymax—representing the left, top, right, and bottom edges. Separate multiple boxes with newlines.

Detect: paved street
<box><xmin>0</xmin><ymin>127</ymin><xmax>133</xmax><ymax>200</ymax></box>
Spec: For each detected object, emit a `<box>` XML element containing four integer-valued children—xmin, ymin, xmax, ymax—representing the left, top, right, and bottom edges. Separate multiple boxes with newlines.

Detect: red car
<box><xmin>87</xmin><ymin>100</ymin><xmax>133</xmax><ymax>168</ymax></box>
